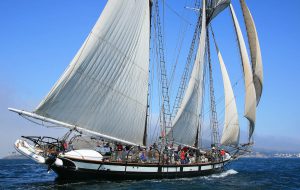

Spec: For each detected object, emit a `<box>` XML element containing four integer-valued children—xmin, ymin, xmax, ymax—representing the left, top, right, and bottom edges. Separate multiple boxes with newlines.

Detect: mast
<box><xmin>206</xmin><ymin>32</ymin><xmax>220</xmax><ymax>147</ymax></box>
<box><xmin>143</xmin><ymin>83</ymin><xmax>150</xmax><ymax>147</ymax></box>
<box><xmin>143</xmin><ymin>0</ymin><xmax>154</xmax><ymax>147</ymax></box>
<box><xmin>169</xmin><ymin>0</ymin><xmax>207</xmax><ymax>147</ymax></box>
<box><xmin>153</xmin><ymin>0</ymin><xmax>172</xmax><ymax>145</ymax></box>
<box><xmin>194</xmin><ymin>126</ymin><xmax>199</xmax><ymax>148</ymax></box>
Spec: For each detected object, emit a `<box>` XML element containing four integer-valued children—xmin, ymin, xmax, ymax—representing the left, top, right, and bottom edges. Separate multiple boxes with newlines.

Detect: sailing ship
<box><xmin>10</xmin><ymin>0</ymin><xmax>263</xmax><ymax>180</ymax></box>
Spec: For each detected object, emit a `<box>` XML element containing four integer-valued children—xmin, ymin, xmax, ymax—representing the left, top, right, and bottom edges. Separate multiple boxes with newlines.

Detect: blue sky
<box><xmin>0</xmin><ymin>0</ymin><xmax>300</xmax><ymax>157</ymax></box>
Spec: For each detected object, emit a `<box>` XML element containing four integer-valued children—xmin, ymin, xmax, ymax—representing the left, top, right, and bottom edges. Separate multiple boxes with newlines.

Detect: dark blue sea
<box><xmin>0</xmin><ymin>158</ymin><xmax>299</xmax><ymax>189</ymax></box>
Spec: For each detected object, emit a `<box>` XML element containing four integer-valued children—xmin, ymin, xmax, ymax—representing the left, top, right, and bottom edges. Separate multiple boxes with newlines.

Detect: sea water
<box><xmin>0</xmin><ymin>158</ymin><xmax>299</xmax><ymax>189</ymax></box>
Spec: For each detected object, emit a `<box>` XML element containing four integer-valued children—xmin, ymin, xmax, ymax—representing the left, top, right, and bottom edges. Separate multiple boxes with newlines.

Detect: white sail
<box><xmin>230</xmin><ymin>4</ymin><xmax>256</xmax><ymax>140</ymax></box>
<box><xmin>169</xmin><ymin>0</ymin><xmax>207</xmax><ymax>146</ymax></box>
<box><xmin>240</xmin><ymin>0</ymin><xmax>263</xmax><ymax>105</ymax></box>
<box><xmin>207</xmin><ymin>0</ymin><xmax>231</xmax><ymax>23</ymax></box>
<box><xmin>34</xmin><ymin>0</ymin><xmax>150</xmax><ymax>146</ymax></box>
<box><xmin>212</xmin><ymin>35</ymin><xmax>240</xmax><ymax>146</ymax></box>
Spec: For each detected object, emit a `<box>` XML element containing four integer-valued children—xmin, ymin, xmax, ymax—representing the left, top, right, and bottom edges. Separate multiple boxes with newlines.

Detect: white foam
<box><xmin>210</xmin><ymin>169</ymin><xmax>238</xmax><ymax>178</ymax></box>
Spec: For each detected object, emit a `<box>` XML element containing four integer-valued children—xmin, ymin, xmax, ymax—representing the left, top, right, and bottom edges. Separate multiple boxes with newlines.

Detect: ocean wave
<box><xmin>210</xmin><ymin>169</ymin><xmax>238</xmax><ymax>178</ymax></box>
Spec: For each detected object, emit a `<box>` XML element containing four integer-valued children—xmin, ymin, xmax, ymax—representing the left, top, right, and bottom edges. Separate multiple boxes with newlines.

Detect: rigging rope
<box><xmin>165</xmin><ymin>2</ymin><xmax>193</xmax><ymax>26</ymax></box>
<box><xmin>170</xmin><ymin>11</ymin><xmax>202</xmax><ymax>118</ymax></box>
<box><xmin>20</xmin><ymin>114</ymin><xmax>62</xmax><ymax>129</ymax></box>
<box><xmin>167</xmin><ymin>0</ymin><xmax>192</xmax><ymax>95</ymax></box>
<box><xmin>151</xmin><ymin>0</ymin><xmax>203</xmax><ymax>144</ymax></box>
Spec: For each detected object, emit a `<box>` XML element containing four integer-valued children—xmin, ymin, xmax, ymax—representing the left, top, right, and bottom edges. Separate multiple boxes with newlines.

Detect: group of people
<box><xmin>92</xmin><ymin>141</ymin><xmax>230</xmax><ymax>165</ymax></box>
<box><xmin>58</xmin><ymin>135</ymin><xmax>230</xmax><ymax>164</ymax></box>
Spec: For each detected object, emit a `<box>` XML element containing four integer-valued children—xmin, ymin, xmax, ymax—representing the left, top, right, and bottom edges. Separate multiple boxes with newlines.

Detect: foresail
<box><xmin>35</xmin><ymin>0</ymin><xmax>150</xmax><ymax>146</ymax></box>
<box><xmin>212</xmin><ymin>33</ymin><xmax>239</xmax><ymax>146</ymax></box>
<box><xmin>230</xmin><ymin>4</ymin><xmax>256</xmax><ymax>140</ymax></box>
<box><xmin>169</xmin><ymin>0</ymin><xmax>207</xmax><ymax>146</ymax></box>
<box><xmin>240</xmin><ymin>0</ymin><xmax>263</xmax><ymax>106</ymax></box>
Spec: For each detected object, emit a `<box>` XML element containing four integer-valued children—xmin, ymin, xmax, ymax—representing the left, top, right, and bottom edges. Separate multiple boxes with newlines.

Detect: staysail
<box><xmin>211</xmin><ymin>29</ymin><xmax>240</xmax><ymax>146</ymax></box>
<box><xmin>230</xmin><ymin>4</ymin><xmax>256</xmax><ymax>140</ymax></box>
<box><xmin>169</xmin><ymin>0</ymin><xmax>207</xmax><ymax>146</ymax></box>
<box><xmin>240</xmin><ymin>0</ymin><xmax>263</xmax><ymax>105</ymax></box>
<box><xmin>33</xmin><ymin>0</ymin><xmax>151</xmax><ymax>146</ymax></box>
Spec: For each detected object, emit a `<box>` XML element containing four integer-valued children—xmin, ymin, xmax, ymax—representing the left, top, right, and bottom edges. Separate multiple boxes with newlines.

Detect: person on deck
<box><xmin>177</xmin><ymin>145</ymin><xmax>181</xmax><ymax>153</ymax></box>
<box><xmin>220</xmin><ymin>149</ymin><xmax>225</xmax><ymax>161</ymax></box>
<box><xmin>180</xmin><ymin>150</ymin><xmax>186</xmax><ymax>164</ymax></box>
<box><xmin>139</xmin><ymin>148</ymin><xmax>147</xmax><ymax>163</ymax></box>
<box><xmin>163</xmin><ymin>146</ymin><xmax>169</xmax><ymax>164</ymax></box>
<box><xmin>117</xmin><ymin>143</ymin><xmax>123</xmax><ymax>161</ymax></box>
<box><xmin>152</xmin><ymin>143</ymin><xmax>158</xmax><ymax>149</ymax></box>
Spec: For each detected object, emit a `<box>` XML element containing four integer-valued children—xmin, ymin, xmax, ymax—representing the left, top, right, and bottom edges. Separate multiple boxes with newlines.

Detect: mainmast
<box><xmin>169</xmin><ymin>0</ymin><xmax>207</xmax><ymax>147</ymax></box>
<box><xmin>206</xmin><ymin>32</ymin><xmax>220</xmax><ymax>147</ymax></box>
<box><xmin>153</xmin><ymin>0</ymin><xmax>172</xmax><ymax>145</ymax></box>
<box><xmin>143</xmin><ymin>83</ymin><xmax>151</xmax><ymax>147</ymax></box>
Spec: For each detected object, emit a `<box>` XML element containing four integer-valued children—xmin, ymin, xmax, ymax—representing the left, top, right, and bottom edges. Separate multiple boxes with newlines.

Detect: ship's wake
<box><xmin>210</xmin><ymin>169</ymin><xmax>238</xmax><ymax>178</ymax></box>
<box><xmin>143</xmin><ymin>169</ymin><xmax>239</xmax><ymax>183</ymax></box>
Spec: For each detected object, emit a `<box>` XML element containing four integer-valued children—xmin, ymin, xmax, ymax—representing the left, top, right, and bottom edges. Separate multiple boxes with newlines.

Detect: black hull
<box><xmin>52</xmin><ymin>166</ymin><xmax>223</xmax><ymax>180</ymax></box>
<box><xmin>50</xmin><ymin>158</ymin><xmax>228</xmax><ymax>180</ymax></box>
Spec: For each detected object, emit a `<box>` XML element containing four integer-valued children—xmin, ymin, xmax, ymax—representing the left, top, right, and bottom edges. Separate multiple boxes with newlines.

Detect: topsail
<box><xmin>230</xmin><ymin>4</ymin><xmax>256</xmax><ymax>140</ymax></box>
<box><xmin>240</xmin><ymin>0</ymin><xmax>263</xmax><ymax>106</ymax></box>
<box><xmin>207</xmin><ymin>0</ymin><xmax>231</xmax><ymax>23</ymax></box>
<box><xmin>34</xmin><ymin>0</ymin><xmax>151</xmax><ymax>146</ymax></box>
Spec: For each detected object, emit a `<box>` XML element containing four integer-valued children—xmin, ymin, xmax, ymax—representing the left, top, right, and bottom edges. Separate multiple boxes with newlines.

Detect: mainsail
<box><xmin>34</xmin><ymin>0</ymin><xmax>151</xmax><ymax>146</ymax></box>
<box><xmin>230</xmin><ymin>4</ymin><xmax>256</xmax><ymax>140</ymax></box>
<box><xmin>240</xmin><ymin>0</ymin><xmax>263</xmax><ymax>105</ymax></box>
<box><xmin>211</xmin><ymin>30</ymin><xmax>239</xmax><ymax>146</ymax></box>
<box><xmin>169</xmin><ymin>0</ymin><xmax>207</xmax><ymax>146</ymax></box>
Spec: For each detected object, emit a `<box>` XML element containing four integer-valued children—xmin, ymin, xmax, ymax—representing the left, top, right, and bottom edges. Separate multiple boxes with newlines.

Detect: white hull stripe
<box><xmin>72</xmin><ymin>161</ymin><xmax>225</xmax><ymax>173</ymax></box>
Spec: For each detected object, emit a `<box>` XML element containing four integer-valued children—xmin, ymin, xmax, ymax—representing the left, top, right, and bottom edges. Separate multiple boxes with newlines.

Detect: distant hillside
<box><xmin>1</xmin><ymin>152</ymin><xmax>27</xmax><ymax>160</ymax></box>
